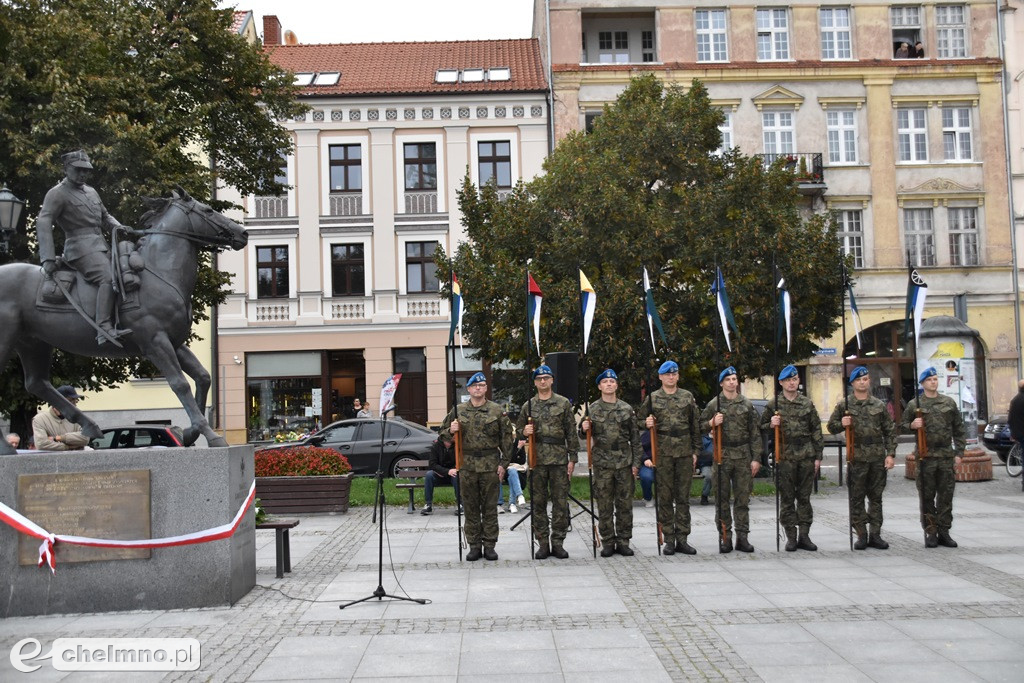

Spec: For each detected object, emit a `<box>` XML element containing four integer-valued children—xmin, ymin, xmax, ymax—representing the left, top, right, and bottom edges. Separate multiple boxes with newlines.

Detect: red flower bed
<box><xmin>255</xmin><ymin>446</ymin><xmax>351</xmax><ymax>477</ymax></box>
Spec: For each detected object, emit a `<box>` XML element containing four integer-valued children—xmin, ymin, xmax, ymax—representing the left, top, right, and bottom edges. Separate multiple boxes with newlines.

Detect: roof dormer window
<box><xmin>313</xmin><ymin>72</ymin><xmax>340</xmax><ymax>86</ymax></box>
<box><xmin>462</xmin><ymin>68</ymin><xmax>484</xmax><ymax>82</ymax></box>
<box><xmin>435</xmin><ymin>69</ymin><xmax>459</xmax><ymax>83</ymax></box>
<box><xmin>488</xmin><ymin>67</ymin><xmax>510</xmax><ymax>81</ymax></box>
<box><xmin>293</xmin><ymin>72</ymin><xmax>314</xmax><ymax>86</ymax></box>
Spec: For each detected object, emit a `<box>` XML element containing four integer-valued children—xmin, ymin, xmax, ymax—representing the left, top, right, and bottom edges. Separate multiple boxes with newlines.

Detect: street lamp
<box><xmin>0</xmin><ymin>184</ymin><xmax>25</xmax><ymax>253</ymax></box>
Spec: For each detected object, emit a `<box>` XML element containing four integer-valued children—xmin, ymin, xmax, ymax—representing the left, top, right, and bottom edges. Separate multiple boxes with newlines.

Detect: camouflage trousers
<box><xmin>778</xmin><ymin>458</ymin><xmax>816</xmax><ymax>532</ymax></box>
<box><xmin>531</xmin><ymin>464</ymin><xmax>570</xmax><ymax>545</ymax></box>
<box><xmin>713</xmin><ymin>458</ymin><xmax>752</xmax><ymax>534</ymax></box>
<box><xmin>849</xmin><ymin>459</ymin><xmax>887</xmax><ymax>534</ymax></box>
<box><xmin>460</xmin><ymin>469</ymin><xmax>499</xmax><ymax>549</ymax></box>
<box><xmin>916</xmin><ymin>457</ymin><xmax>956</xmax><ymax>533</ymax></box>
<box><xmin>594</xmin><ymin>465</ymin><xmax>633</xmax><ymax>547</ymax></box>
<box><xmin>655</xmin><ymin>456</ymin><xmax>694</xmax><ymax>543</ymax></box>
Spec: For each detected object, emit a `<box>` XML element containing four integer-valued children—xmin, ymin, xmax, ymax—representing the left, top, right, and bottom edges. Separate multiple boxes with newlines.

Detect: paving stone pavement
<box><xmin>2</xmin><ymin>445</ymin><xmax>1023</xmax><ymax>681</ymax></box>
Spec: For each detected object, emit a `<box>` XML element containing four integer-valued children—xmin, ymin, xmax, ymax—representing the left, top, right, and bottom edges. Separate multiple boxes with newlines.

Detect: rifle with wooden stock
<box><xmin>774</xmin><ymin>411</ymin><xmax>782</xmax><ymax>552</ymax></box>
<box><xmin>915</xmin><ymin>406</ymin><xmax>933</xmax><ymax>543</ymax></box>
<box><xmin>585</xmin><ymin>407</ymin><xmax>599</xmax><ymax>557</ymax></box>
<box><xmin>841</xmin><ymin>255</ymin><xmax>855</xmax><ymax>551</ymax></box>
<box><xmin>714</xmin><ymin>415</ymin><xmax>726</xmax><ymax>549</ymax></box>
<box><xmin>527</xmin><ymin>411</ymin><xmax>538</xmax><ymax>558</ymax></box>
<box><xmin>454</xmin><ymin>422</ymin><xmax>465</xmax><ymax>561</ymax></box>
<box><xmin>649</xmin><ymin>417</ymin><xmax>663</xmax><ymax>554</ymax></box>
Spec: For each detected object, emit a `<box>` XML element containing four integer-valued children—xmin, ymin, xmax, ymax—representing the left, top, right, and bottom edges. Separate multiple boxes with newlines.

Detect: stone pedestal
<box><xmin>904</xmin><ymin>448</ymin><xmax>992</xmax><ymax>481</ymax></box>
<box><xmin>0</xmin><ymin>446</ymin><xmax>255</xmax><ymax>617</ymax></box>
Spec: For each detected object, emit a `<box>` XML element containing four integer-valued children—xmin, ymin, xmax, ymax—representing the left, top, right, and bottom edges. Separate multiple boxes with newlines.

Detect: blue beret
<box><xmin>849</xmin><ymin>366</ymin><xmax>868</xmax><ymax>384</ymax></box>
<box><xmin>778</xmin><ymin>365</ymin><xmax>798</xmax><ymax>381</ymax></box>
<box><xmin>596</xmin><ymin>368</ymin><xmax>618</xmax><ymax>385</ymax></box>
<box><xmin>658</xmin><ymin>360</ymin><xmax>679</xmax><ymax>374</ymax></box>
<box><xmin>467</xmin><ymin>372</ymin><xmax>487</xmax><ymax>387</ymax></box>
<box><xmin>718</xmin><ymin>366</ymin><xmax>737</xmax><ymax>383</ymax></box>
<box><xmin>533</xmin><ymin>364</ymin><xmax>553</xmax><ymax>378</ymax></box>
<box><xmin>919</xmin><ymin>367</ymin><xmax>937</xmax><ymax>383</ymax></box>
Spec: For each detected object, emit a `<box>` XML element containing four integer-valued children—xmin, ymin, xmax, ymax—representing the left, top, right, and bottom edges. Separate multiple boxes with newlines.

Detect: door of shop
<box><xmin>393</xmin><ymin>348</ymin><xmax>427</xmax><ymax>427</ymax></box>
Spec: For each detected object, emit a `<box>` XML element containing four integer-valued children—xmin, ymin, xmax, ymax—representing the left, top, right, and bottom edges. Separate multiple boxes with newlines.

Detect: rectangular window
<box><xmin>838</xmin><ymin>210</ymin><xmax>864</xmax><ymax>268</ymax></box>
<box><xmin>904</xmin><ymin>208</ymin><xmax>936</xmax><ymax>266</ymax></box>
<box><xmin>329</xmin><ymin>144</ymin><xmax>361</xmax><ymax>192</ymax></box>
<box><xmin>820</xmin><ymin>8</ymin><xmax>852</xmax><ymax>59</ymax></box>
<box><xmin>897</xmin><ymin>109</ymin><xmax>928</xmax><ymax>162</ymax></box>
<box><xmin>936</xmin><ymin>5</ymin><xmax>967</xmax><ymax>58</ymax></box>
<box><xmin>696</xmin><ymin>9</ymin><xmax>728</xmax><ymax>62</ymax></box>
<box><xmin>641</xmin><ymin>30</ymin><xmax>655</xmax><ymax>62</ymax></box>
<box><xmin>942</xmin><ymin>107</ymin><xmax>972</xmax><ymax>161</ymax></box>
<box><xmin>404</xmin><ymin>143</ymin><xmax>437</xmax><ymax>191</ymax></box>
<box><xmin>826</xmin><ymin>110</ymin><xmax>857</xmax><ymax>164</ymax></box>
<box><xmin>762</xmin><ymin>111</ymin><xmax>794</xmax><ymax>155</ymax></box>
<box><xmin>891</xmin><ymin>5</ymin><xmax>922</xmax><ymax>58</ymax></box>
<box><xmin>756</xmin><ymin>8</ymin><xmax>789</xmax><ymax>61</ymax></box>
<box><xmin>406</xmin><ymin>241</ymin><xmax>439</xmax><ymax>293</ymax></box>
<box><xmin>598</xmin><ymin>30</ymin><xmax>629</xmax><ymax>62</ymax></box>
<box><xmin>478</xmin><ymin>141</ymin><xmax>512</xmax><ymax>188</ymax></box>
<box><xmin>948</xmin><ymin>207</ymin><xmax>979</xmax><ymax>266</ymax></box>
<box><xmin>717</xmin><ymin>111</ymin><xmax>734</xmax><ymax>154</ymax></box>
<box><xmin>331</xmin><ymin>244</ymin><xmax>365</xmax><ymax>297</ymax></box>
<box><xmin>256</xmin><ymin>246</ymin><xmax>289</xmax><ymax>298</ymax></box>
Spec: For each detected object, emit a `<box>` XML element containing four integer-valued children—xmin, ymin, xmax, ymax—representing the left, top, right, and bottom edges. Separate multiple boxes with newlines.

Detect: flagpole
<box><xmin>841</xmin><ymin>251</ymin><xmax>853</xmax><ymax>551</ymax></box>
<box><xmin>524</xmin><ymin>264</ymin><xmax>536</xmax><ymax>560</ymax></box>
<box><xmin>643</xmin><ymin>269</ymin><xmax>662</xmax><ymax>555</ymax></box>
<box><xmin>712</xmin><ymin>259</ymin><xmax>726</xmax><ymax>552</ymax></box>
<box><xmin>907</xmin><ymin>250</ymin><xmax>929</xmax><ymax>546</ymax></box>
<box><xmin>772</xmin><ymin>256</ymin><xmax>781</xmax><ymax>552</ymax></box>
<box><xmin>578</xmin><ymin>263</ymin><xmax>598</xmax><ymax>558</ymax></box>
<box><xmin>448</xmin><ymin>268</ymin><xmax>465</xmax><ymax>562</ymax></box>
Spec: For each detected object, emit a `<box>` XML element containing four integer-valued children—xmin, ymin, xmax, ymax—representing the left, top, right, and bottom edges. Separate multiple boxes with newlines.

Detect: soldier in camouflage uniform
<box><xmin>700</xmin><ymin>366</ymin><xmax>762</xmax><ymax>553</ymax></box>
<box><xmin>760</xmin><ymin>365</ymin><xmax>823</xmax><ymax>552</ymax></box>
<box><xmin>440</xmin><ymin>372</ymin><xmax>513</xmax><ymax>561</ymax></box>
<box><xmin>901</xmin><ymin>366</ymin><xmax>965</xmax><ymax>548</ymax></box>
<box><xmin>638</xmin><ymin>360</ymin><xmax>701</xmax><ymax>556</ymax></box>
<box><xmin>827</xmin><ymin>365</ymin><xmax>896</xmax><ymax>550</ymax></box>
<box><xmin>581</xmin><ymin>369</ymin><xmax>644</xmax><ymax>557</ymax></box>
<box><xmin>517</xmin><ymin>364</ymin><xmax>578</xmax><ymax>560</ymax></box>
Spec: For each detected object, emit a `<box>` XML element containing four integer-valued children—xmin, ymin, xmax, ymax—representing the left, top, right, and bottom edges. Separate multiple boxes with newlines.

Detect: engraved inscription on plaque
<box><xmin>18</xmin><ymin>470</ymin><xmax>152</xmax><ymax>565</ymax></box>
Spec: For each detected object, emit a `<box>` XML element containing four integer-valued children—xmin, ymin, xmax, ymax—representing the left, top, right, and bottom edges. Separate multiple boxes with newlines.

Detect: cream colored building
<box><xmin>215</xmin><ymin>18</ymin><xmax>550</xmax><ymax>443</ymax></box>
<box><xmin>534</xmin><ymin>0</ymin><xmax>1017</xmax><ymax>424</ymax></box>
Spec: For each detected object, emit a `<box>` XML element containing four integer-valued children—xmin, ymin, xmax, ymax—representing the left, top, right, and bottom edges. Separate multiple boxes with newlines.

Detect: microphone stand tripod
<box><xmin>340</xmin><ymin>407</ymin><xmax>426</xmax><ymax>609</ymax></box>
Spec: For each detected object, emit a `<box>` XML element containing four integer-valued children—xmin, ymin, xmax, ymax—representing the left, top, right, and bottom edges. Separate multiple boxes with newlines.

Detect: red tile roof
<box><xmin>266</xmin><ymin>39</ymin><xmax>547</xmax><ymax>97</ymax></box>
<box><xmin>230</xmin><ymin>10</ymin><xmax>251</xmax><ymax>35</ymax></box>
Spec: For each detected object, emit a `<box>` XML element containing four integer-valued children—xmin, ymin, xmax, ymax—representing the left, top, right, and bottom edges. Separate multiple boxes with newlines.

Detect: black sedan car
<box><xmin>90</xmin><ymin>425</ymin><xmax>184</xmax><ymax>449</ymax></box>
<box><xmin>256</xmin><ymin>417</ymin><xmax>437</xmax><ymax>477</ymax></box>
<box><xmin>983</xmin><ymin>414</ymin><xmax>1013</xmax><ymax>462</ymax></box>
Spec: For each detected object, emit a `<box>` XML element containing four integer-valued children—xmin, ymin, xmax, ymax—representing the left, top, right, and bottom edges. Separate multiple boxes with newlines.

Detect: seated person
<box><xmin>500</xmin><ymin>441</ymin><xmax>528</xmax><ymax>513</ymax></box>
<box><xmin>421</xmin><ymin>436</ymin><xmax>460</xmax><ymax>515</ymax></box>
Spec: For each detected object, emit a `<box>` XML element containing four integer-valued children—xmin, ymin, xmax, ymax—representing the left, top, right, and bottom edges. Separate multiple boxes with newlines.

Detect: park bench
<box><xmin>256</xmin><ymin>518</ymin><xmax>300</xmax><ymax>578</ymax></box>
<box><xmin>395</xmin><ymin>459</ymin><xmax>430</xmax><ymax>513</ymax></box>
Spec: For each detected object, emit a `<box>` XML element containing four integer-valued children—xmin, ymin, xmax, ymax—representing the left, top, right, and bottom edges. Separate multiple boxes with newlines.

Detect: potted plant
<box><xmin>255</xmin><ymin>446</ymin><xmax>354</xmax><ymax>514</ymax></box>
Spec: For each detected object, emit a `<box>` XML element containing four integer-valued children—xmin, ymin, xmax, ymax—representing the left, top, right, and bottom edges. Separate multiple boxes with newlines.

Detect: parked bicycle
<box><xmin>1006</xmin><ymin>442</ymin><xmax>1022</xmax><ymax>478</ymax></box>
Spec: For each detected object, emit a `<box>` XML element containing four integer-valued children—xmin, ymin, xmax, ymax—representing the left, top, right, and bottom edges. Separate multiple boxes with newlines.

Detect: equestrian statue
<box><xmin>0</xmin><ymin>150</ymin><xmax>248</xmax><ymax>454</ymax></box>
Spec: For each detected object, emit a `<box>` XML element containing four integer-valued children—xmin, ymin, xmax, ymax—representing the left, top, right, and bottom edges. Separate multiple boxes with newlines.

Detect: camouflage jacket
<box><xmin>637</xmin><ymin>388</ymin><xmax>701</xmax><ymax>460</ymax></box>
<box><xmin>516</xmin><ymin>393</ymin><xmax>578</xmax><ymax>466</ymax></box>
<box><xmin>900</xmin><ymin>393</ymin><xmax>966</xmax><ymax>459</ymax></box>
<box><xmin>582</xmin><ymin>399</ymin><xmax>643</xmax><ymax>470</ymax></box>
<box><xmin>439</xmin><ymin>400</ymin><xmax>513</xmax><ymax>473</ymax></box>
<box><xmin>826</xmin><ymin>394</ymin><xmax>895</xmax><ymax>461</ymax></box>
<box><xmin>759</xmin><ymin>393</ymin><xmax>824</xmax><ymax>461</ymax></box>
<box><xmin>700</xmin><ymin>394</ymin><xmax>761</xmax><ymax>462</ymax></box>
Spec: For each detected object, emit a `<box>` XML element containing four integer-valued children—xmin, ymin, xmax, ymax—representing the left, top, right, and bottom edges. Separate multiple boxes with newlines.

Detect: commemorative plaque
<box><xmin>17</xmin><ymin>470</ymin><xmax>151</xmax><ymax>565</ymax></box>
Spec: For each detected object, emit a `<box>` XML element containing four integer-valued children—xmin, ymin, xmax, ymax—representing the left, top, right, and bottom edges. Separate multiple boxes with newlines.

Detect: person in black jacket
<box><xmin>421</xmin><ymin>437</ymin><xmax>460</xmax><ymax>515</ymax></box>
<box><xmin>1008</xmin><ymin>380</ymin><xmax>1024</xmax><ymax>444</ymax></box>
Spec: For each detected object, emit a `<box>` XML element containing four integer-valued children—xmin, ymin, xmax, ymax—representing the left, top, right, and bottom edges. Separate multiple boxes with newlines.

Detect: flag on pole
<box><xmin>775</xmin><ymin>268</ymin><xmax>791</xmax><ymax>354</ymax></box>
<box><xmin>905</xmin><ymin>265</ymin><xmax>928</xmax><ymax>349</ymax></box>
<box><xmin>711</xmin><ymin>267</ymin><xmax>739</xmax><ymax>352</ymax></box>
<box><xmin>528</xmin><ymin>272</ymin><xmax>543</xmax><ymax>356</ymax></box>
<box><xmin>448</xmin><ymin>273</ymin><xmax>463</xmax><ymax>346</ymax></box>
<box><xmin>847</xmin><ymin>277</ymin><xmax>863</xmax><ymax>352</ymax></box>
<box><xmin>643</xmin><ymin>267</ymin><xmax>668</xmax><ymax>353</ymax></box>
<box><xmin>379</xmin><ymin>373</ymin><xmax>402</xmax><ymax>414</ymax></box>
<box><xmin>580</xmin><ymin>269</ymin><xmax>596</xmax><ymax>354</ymax></box>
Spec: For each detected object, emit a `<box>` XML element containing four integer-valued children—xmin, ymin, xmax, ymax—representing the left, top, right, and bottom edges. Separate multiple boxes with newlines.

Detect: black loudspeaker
<box><xmin>545</xmin><ymin>351</ymin><xmax>579</xmax><ymax>406</ymax></box>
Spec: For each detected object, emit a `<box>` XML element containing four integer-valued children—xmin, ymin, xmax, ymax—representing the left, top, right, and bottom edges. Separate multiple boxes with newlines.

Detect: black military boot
<box><xmin>785</xmin><ymin>527</ymin><xmax>798</xmax><ymax>552</ymax></box>
<box><xmin>868</xmin><ymin>533</ymin><xmax>889</xmax><ymax>550</ymax></box>
<box><xmin>662</xmin><ymin>538</ymin><xmax>675</xmax><ymax>555</ymax></box>
<box><xmin>797</xmin><ymin>528</ymin><xmax>818</xmax><ymax>552</ymax></box>
<box><xmin>937</xmin><ymin>530</ymin><xmax>958</xmax><ymax>548</ymax></box>
<box><xmin>483</xmin><ymin>546</ymin><xmax>498</xmax><ymax>561</ymax></box>
<box><xmin>600</xmin><ymin>543</ymin><xmax>616</xmax><ymax>558</ymax></box>
<box><xmin>735</xmin><ymin>532</ymin><xmax>754</xmax><ymax>553</ymax></box>
<box><xmin>675</xmin><ymin>537</ymin><xmax>697</xmax><ymax>555</ymax></box>
<box><xmin>853</xmin><ymin>528</ymin><xmax>868</xmax><ymax>550</ymax></box>
<box><xmin>534</xmin><ymin>542</ymin><xmax>550</xmax><ymax>560</ymax></box>
<box><xmin>719</xmin><ymin>533</ymin><xmax>733</xmax><ymax>554</ymax></box>
<box><xmin>466</xmin><ymin>546</ymin><xmax>483</xmax><ymax>561</ymax></box>
<box><xmin>551</xmin><ymin>544</ymin><xmax>569</xmax><ymax>559</ymax></box>
<box><xmin>616</xmin><ymin>542</ymin><xmax>634</xmax><ymax>556</ymax></box>
<box><xmin>700</xmin><ymin>495</ymin><xmax>709</xmax><ymax>506</ymax></box>
<box><xmin>925</xmin><ymin>532</ymin><xmax>938</xmax><ymax>548</ymax></box>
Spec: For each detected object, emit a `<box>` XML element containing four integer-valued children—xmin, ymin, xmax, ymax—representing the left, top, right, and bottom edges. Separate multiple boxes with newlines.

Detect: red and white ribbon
<box><xmin>0</xmin><ymin>480</ymin><xmax>256</xmax><ymax>573</ymax></box>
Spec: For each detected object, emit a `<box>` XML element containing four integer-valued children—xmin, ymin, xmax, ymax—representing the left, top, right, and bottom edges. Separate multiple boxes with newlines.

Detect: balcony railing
<box><xmin>253</xmin><ymin>196</ymin><xmax>288</xmax><ymax>219</ymax></box>
<box><xmin>328</xmin><ymin>297</ymin><xmax>371</xmax><ymax>321</ymax></box>
<box><xmin>756</xmin><ymin>152</ymin><xmax>826</xmax><ymax>195</ymax></box>
<box><xmin>405</xmin><ymin>190</ymin><xmax>438</xmax><ymax>214</ymax></box>
<box><xmin>329</xmin><ymin>192</ymin><xmax>363</xmax><ymax>216</ymax></box>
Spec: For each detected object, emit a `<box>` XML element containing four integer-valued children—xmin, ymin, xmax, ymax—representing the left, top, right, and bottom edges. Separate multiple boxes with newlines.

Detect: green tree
<box><xmin>440</xmin><ymin>75</ymin><xmax>843</xmax><ymax>405</ymax></box>
<box><xmin>0</xmin><ymin>0</ymin><xmax>306</xmax><ymax>432</ymax></box>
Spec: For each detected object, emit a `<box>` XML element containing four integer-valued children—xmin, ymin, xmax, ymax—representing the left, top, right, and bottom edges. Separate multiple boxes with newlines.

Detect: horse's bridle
<box><xmin>149</xmin><ymin>199</ymin><xmax>238</xmax><ymax>251</ymax></box>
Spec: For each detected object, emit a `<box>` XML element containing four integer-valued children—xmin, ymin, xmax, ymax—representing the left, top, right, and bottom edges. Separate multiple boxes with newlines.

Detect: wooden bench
<box><xmin>256</xmin><ymin>518</ymin><xmax>300</xmax><ymax>578</ymax></box>
<box><xmin>395</xmin><ymin>459</ymin><xmax>430</xmax><ymax>513</ymax></box>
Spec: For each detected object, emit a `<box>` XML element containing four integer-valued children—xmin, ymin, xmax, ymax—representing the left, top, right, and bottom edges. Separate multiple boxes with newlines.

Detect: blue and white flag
<box><xmin>528</xmin><ymin>272</ymin><xmax>543</xmax><ymax>356</ymax></box>
<box><xmin>775</xmin><ymin>268</ymin><xmax>791</xmax><ymax>354</ymax></box>
<box><xmin>711</xmin><ymin>267</ymin><xmax>739</xmax><ymax>352</ymax></box>
<box><xmin>905</xmin><ymin>265</ymin><xmax>928</xmax><ymax>349</ymax></box>
<box><xmin>580</xmin><ymin>270</ymin><xmax>596</xmax><ymax>354</ymax></box>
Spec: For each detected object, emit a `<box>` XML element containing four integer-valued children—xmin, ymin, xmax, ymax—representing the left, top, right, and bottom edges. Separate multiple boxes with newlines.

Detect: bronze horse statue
<box><xmin>0</xmin><ymin>189</ymin><xmax>247</xmax><ymax>454</ymax></box>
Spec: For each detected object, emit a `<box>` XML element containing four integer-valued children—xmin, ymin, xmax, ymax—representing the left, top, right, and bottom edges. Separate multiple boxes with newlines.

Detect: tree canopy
<box><xmin>441</xmin><ymin>75</ymin><xmax>844</xmax><ymax>405</ymax></box>
<box><xmin>0</xmin><ymin>0</ymin><xmax>305</xmax><ymax>428</ymax></box>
